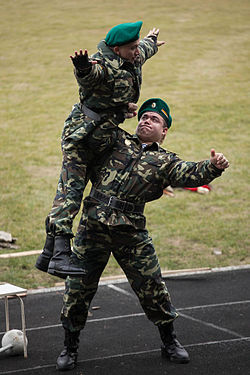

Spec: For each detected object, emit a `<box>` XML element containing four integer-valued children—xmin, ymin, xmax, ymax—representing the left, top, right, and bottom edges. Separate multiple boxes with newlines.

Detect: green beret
<box><xmin>138</xmin><ymin>98</ymin><xmax>172</xmax><ymax>128</ymax></box>
<box><xmin>105</xmin><ymin>21</ymin><xmax>143</xmax><ymax>47</ymax></box>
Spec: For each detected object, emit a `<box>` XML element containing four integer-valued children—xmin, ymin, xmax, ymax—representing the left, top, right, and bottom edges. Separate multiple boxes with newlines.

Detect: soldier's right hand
<box><xmin>70</xmin><ymin>49</ymin><xmax>97</xmax><ymax>71</ymax></box>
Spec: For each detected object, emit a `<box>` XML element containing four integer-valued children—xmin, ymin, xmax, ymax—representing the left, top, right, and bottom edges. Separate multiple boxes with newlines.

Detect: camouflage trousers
<box><xmin>61</xmin><ymin>216</ymin><xmax>178</xmax><ymax>332</ymax></box>
<box><xmin>46</xmin><ymin>104</ymin><xmax>118</xmax><ymax>237</ymax></box>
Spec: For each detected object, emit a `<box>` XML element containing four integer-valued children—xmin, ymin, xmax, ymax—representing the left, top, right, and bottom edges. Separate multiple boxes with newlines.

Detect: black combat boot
<box><xmin>158</xmin><ymin>322</ymin><xmax>190</xmax><ymax>364</ymax></box>
<box><xmin>56</xmin><ymin>329</ymin><xmax>80</xmax><ymax>371</ymax></box>
<box><xmin>47</xmin><ymin>235</ymin><xmax>86</xmax><ymax>278</ymax></box>
<box><xmin>35</xmin><ymin>234</ymin><xmax>54</xmax><ymax>272</ymax></box>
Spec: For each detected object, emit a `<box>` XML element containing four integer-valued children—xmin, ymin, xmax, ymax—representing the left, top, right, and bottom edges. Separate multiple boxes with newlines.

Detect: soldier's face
<box><xmin>114</xmin><ymin>39</ymin><xmax>140</xmax><ymax>64</ymax></box>
<box><xmin>136</xmin><ymin>112</ymin><xmax>168</xmax><ymax>144</ymax></box>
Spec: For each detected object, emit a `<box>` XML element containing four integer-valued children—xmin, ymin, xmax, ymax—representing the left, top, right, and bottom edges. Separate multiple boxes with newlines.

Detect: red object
<box><xmin>184</xmin><ymin>185</ymin><xmax>211</xmax><ymax>192</ymax></box>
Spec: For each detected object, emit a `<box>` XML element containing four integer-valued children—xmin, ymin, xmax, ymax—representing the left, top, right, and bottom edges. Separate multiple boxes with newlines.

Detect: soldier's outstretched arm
<box><xmin>162</xmin><ymin>152</ymin><xmax>227</xmax><ymax>189</ymax></box>
<box><xmin>139</xmin><ymin>27</ymin><xmax>164</xmax><ymax>64</ymax></box>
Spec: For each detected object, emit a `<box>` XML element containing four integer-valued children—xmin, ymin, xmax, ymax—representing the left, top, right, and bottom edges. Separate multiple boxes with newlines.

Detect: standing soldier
<box><xmin>35</xmin><ymin>22</ymin><xmax>165</xmax><ymax>278</ymax></box>
<box><xmin>56</xmin><ymin>98</ymin><xmax>229</xmax><ymax>371</ymax></box>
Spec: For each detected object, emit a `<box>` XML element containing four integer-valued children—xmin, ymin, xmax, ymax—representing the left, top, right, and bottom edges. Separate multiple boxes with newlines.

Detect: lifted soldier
<box><xmin>35</xmin><ymin>22</ymin><xmax>165</xmax><ymax>278</ymax></box>
<box><xmin>56</xmin><ymin>98</ymin><xmax>229</xmax><ymax>370</ymax></box>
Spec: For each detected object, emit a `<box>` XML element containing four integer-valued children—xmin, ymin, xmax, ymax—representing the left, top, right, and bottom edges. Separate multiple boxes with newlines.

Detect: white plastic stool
<box><xmin>0</xmin><ymin>283</ymin><xmax>27</xmax><ymax>358</ymax></box>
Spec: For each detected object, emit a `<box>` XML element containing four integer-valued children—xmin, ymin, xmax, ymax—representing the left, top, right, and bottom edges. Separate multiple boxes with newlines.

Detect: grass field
<box><xmin>0</xmin><ymin>0</ymin><xmax>249</xmax><ymax>289</ymax></box>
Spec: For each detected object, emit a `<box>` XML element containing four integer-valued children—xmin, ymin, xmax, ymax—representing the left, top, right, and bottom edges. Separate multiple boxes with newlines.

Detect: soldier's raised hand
<box><xmin>124</xmin><ymin>103</ymin><xmax>138</xmax><ymax>119</ymax></box>
<box><xmin>146</xmin><ymin>28</ymin><xmax>165</xmax><ymax>47</ymax></box>
<box><xmin>70</xmin><ymin>49</ymin><xmax>97</xmax><ymax>71</ymax></box>
<box><xmin>210</xmin><ymin>149</ymin><xmax>229</xmax><ymax>170</ymax></box>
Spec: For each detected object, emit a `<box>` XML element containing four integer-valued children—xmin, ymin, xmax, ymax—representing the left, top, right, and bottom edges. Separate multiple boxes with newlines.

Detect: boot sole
<box><xmin>48</xmin><ymin>271</ymin><xmax>84</xmax><ymax>278</ymax></box>
<box><xmin>56</xmin><ymin>363</ymin><xmax>76</xmax><ymax>371</ymax></box>
<box><xmin>47</xmin><ymin>268</ymin><xmax>68</xmax><ymax>279</ymax></box>
<box><xmin>48</xmin><ymin>267</ymin><xmax>84</xmax><ymax>278</ymax></box>
<box><xmin>48</xmin><ymin>262</ymin><xmax>86</xmax><ymax>278</ymax></box>
<box><xmin>161</xmin><ymin>349</ymin><xmax>190</xmax><ymax>364</ymax></box>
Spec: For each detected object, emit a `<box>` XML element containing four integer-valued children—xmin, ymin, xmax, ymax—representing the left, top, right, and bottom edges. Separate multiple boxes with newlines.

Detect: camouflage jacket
<box><xmin>74</xmin><ymin>37</ymin><xmax>158</xmax><ymax>112</ymax></box>
<box><xmin>84</xmin><ymin>129</ymin><xmax>223</xmax><ymax>229</ymax></box>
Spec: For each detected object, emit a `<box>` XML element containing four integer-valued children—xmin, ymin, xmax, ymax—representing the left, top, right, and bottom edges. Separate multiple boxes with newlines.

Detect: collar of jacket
<box><xmin>131</xmin><ymin>134</ymin><xmax>160</xmax><ymax>151</ymax></box>
<box><xmin>97</xmin><ymin>40</ymin><xmax>136</xmax><ymax>70</ymax></box>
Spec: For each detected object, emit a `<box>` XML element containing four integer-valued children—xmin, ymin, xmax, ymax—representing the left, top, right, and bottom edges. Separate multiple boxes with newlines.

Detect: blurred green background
<box><xmin>0</xmin><ymin>0</ymin><xmax>249</xmax><ymax>289</ymax></box>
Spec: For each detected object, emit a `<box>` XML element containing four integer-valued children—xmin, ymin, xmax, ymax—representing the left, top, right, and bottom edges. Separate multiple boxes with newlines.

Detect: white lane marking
<box><xmin>1</xmin><ymin>300</ymin><xmax>249</xmax><ymax>335</ymax></box>
<box><xmin>105</xmin><ymin>284</ymin><xmax>250</xmax><ymax>314</ymax></box>
<box><xmin>179</xmin><ymin>312</ymin><xmax>244</xmax><ymax>338</ymax></box>
<box><xmin>180</xmin><ymin>300</ymin><xmax>250</xmax><ymax>311</ymax></box>
<box><xmin>107</xmin><ymin>283</ymin><xmax>134</xmax><ymax>297</ymax></box>
<box><xmin>27</xmin><ymin>264</ymin><xmax>250</xmax><ymax>295</ymax></box>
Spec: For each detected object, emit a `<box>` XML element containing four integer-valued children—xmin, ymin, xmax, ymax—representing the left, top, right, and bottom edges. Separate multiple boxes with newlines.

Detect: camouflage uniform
<box><xmin>47</xmin><ymin>36</ymin><xmax>158</xmax><ymax>236</ymax></box>
<box><xmin>61</xmin><ymin>129</ymin><xmax>223</xmax><ymax>332</ymax></box>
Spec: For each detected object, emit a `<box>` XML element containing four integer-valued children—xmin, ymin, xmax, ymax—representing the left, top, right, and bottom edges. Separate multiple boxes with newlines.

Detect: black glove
<box><xmin>70</xmin><ymin>50</ymin><xmax>92</xmax><ymax>76</ymax></box>
<box><xmin>149</xmin><ymin>35</ymin><xmax>157</xmax><ymax>42</ymax></box>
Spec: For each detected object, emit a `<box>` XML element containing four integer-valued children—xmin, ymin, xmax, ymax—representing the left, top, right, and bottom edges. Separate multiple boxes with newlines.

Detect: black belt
<box><xmin>80</xmin><ymin>104</ymin><xmax>101</xmax><ymax>121</ymax></box>
<box><xmin>79</xmin><ymin>103</ymin><xmax>126</xmax><ymax>123</ymax></box>
<box><xmin>90</xmin><ymin>188</ymin><xmax>145</xmax><ymax>214</ymax></box>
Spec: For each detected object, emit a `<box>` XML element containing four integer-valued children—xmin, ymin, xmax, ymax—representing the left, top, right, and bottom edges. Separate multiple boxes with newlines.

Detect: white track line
<box><xmin>0</xmin><ymin>337</ymin><xmax>249</xmax><ymax>374</ymax></box>
<box><xmin>1</xmin><ymin>300</ymin><xmax>249</xmax><ymax>335</ymax></box>
<box><xmin>179</xmin><ymin>312</ymin><xmax>244</xmax><ymax>338</ymax></box>
<box><xmin>180</xmin><ymin>300</ymin><xmax>250</xmax><ymax>311</ymax></box>
<box><xmin>26</xmin><ymin>264</ymin><xmax>250</xmax><ymax>295</ymax></box>
<box><xmin>107</xmin><ymin>284</ymin><xmax>135</xmax><ymax>297</ymax></box>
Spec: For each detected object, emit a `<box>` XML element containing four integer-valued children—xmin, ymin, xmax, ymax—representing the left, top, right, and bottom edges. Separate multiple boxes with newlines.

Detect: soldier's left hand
<box><xmin>146</xmin><ymin>28</ymin><xmax>165</xmax><ymax>47</ymax></box>
<box><xmin>124</xmin><ymin>103</ymin><xmax>138</xmax><ymax>119</ymax></box>
<box><xmin>125</xmin><ymin>112</ymin><xmax>137</xmax><ymax>119</ymax></box>
<box><xmin>210</xmin><ymin>149</ymin><xmax>229</xmax><ymax>170</ymax></box>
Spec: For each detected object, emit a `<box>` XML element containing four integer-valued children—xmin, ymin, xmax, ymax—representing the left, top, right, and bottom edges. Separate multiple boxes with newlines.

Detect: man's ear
<box><xmin>163</xmin><ymin>127</ymin><xmax>168</xmax><ymax>137</ymax></box>
<box><xmin>113</xmin><ymin>46</ymin><xmax>120</xmax><ymax>56</ymax></box>
<box><xmin>161</xmin><ymin>127</ymin><xmax>168</xmax><ymax>143</ymax></box>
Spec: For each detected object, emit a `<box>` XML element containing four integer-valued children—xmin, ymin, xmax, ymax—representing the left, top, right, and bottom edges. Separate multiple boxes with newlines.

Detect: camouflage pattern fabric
<box><xmin>82</xmin><ymin>129</ymin><xmax>223</xmax><ymax>229</ymax></box>
<box><xmin>46</xmin><ymin>36</ymin><xmax>158</xmax><ymax>236</ymax></box>
<box><xmin>61</xmin><ymin>216</ymin><xmax>178</xmax><ymax>332</ymax></box>
<box><xmin>47</xmin><ymin>104</ymin><xmax>118</xmax><ymax>236</ymax></box>
<box><xmin>76</xmin><ymin>37</ymin><xmax>158</xmax><ymax>111</ymax></box>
